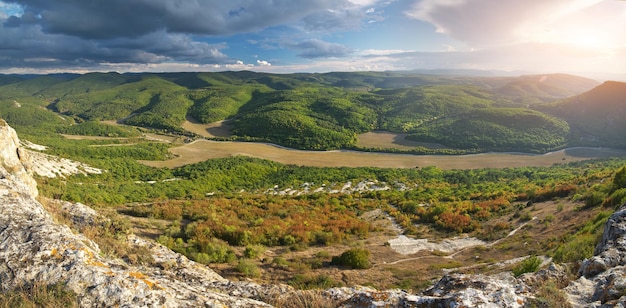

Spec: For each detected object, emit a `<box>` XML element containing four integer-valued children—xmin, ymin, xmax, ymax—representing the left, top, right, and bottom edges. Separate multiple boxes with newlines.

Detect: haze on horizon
<box><xmin>0</xmin><ymin>0</ymin><xmax>625</xmax><ymax>80</ymax></box>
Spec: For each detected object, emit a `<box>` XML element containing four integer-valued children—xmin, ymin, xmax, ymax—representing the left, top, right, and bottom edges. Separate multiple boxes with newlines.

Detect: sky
<box><xmin>0</xmin><ymin>0</ymin><xmax>625</xmax><ymax>78</ymax></box>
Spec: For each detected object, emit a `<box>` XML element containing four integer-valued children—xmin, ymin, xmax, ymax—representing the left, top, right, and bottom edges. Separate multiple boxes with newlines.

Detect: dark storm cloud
<box><xmin>3</xmin><ymin>0</ymin><xmax>344</xmax><ymax>39</ymax></box>
<box><xmin>291</xmin><ymin>39</ymin><xmax>352</xmax><ymax>58</ymax></box>
<box><xmin>0</xmin><ymin>20</ymin><xmax>228</xmax><ymax>70</ymax></box>
<box><xmin>0</xmin><ymin>0</ymin><xmax>376</xmax><ymax>70</ymax></box>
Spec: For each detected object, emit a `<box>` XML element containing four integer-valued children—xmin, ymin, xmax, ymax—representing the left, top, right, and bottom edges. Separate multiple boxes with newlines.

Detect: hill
<box><xmin>407</xmin><ymin>108</ymin><xmax>569</xmax><ymax>153</ymax></box>
<box><xmin>535</xmin><ymin>81</ymin><xmax>626</xmax><ymax>148</ymax></box>
<box><xmin>492</xmin><ymin>73</ymin><xmax>599</xmax><ymax>104</ymax></box>
<box><xmin>0</xmin><ymin>71</ymin><xmax>613</xmax><ymax>153</ymax></box>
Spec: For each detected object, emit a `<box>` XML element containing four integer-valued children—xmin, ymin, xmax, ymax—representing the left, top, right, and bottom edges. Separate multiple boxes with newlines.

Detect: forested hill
<box><xmin>492</xmin><ymin>73</ymin><xmax>599</xmax><ymax>104</ymax></box>
<box><xmin>535</xmin><ymin>81</ymin><xmax>626</xmax><ymax>148</ymax></box>
<box><xmin>0</xmin><ymin>71</ymin><xmax>610</xmax><ymax>153</ymax></box>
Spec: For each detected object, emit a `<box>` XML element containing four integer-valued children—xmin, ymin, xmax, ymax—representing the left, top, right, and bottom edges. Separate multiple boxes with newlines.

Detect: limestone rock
<box><xmin>0</xmin><ymin>119</ymin><xmax>37</xmax><ymax>197</ymax></box>
<box><xmin>566</xmin><ymin>204</ymin><xmax>626</xmax><ymax>307</ymax></box>
<box><xmin>0</xmin><ymin>120</ymin><xmax>276</xmax><ymax>307</ymax></box>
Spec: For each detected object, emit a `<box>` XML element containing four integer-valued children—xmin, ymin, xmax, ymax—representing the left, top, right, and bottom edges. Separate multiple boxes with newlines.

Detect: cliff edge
<box><xmin>0</xmin><ymin>120</ymin><xmax>280</xmax><ymax>307</ymax></box>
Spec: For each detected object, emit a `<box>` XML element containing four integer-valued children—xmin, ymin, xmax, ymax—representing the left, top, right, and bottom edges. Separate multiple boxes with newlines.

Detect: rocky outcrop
<box><xmin>566</xmin><ymin>205</ymin><xmax>626</xmax><ymax>307</ymax></box>
<box><xmin>0</xmin><ymin>121</ymin><xmax>274</xmax><ymax>307</ymax></box>
<box><xmin>0</xmin><ymin>119</ymin><xmax>37</xmax><ymax>197</ymax></box>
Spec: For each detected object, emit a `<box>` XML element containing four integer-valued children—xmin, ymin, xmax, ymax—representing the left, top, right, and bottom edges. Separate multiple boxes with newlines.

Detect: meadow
<box><xmin>139</xmin><ymin>139</ymin><xmax>626</xmax><ymax>169</ymax></box>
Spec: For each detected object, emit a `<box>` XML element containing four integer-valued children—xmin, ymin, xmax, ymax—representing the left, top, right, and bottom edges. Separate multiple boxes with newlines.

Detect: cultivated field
<box><xmin>64</xmin><ymin>122</ymin><xmax>626</xmax><ymax>169</ymax></box>
<box><xmin>357</xmin><ymin>131</ymin><xmax>449</xmax><ymax>150</ymax></box>
<box><xmin>181</xmin><ymin>116</ymin><xmax>233</xmax><ymax>138</ymax></box>
<box><xmin>139</xmin><ymin>139</ymin><xmax>626</xmax><ymax>169</ymax></box>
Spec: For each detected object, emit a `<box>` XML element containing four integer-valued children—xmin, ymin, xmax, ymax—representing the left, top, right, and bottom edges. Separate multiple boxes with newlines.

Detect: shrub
<box><xmin>289</xmin><ymin>274</ymin><xmax>341</xmax><ymax>290</ymax></box>
<box><xmin>271</xmin><ymin>257</ymin><xmax>289</xmax><ymax>268</ymax></box>
<box><xmin>244</xmin><ymin>245</ymin><xmax>265</xmax><ymax>259</ymax></box>
<box><xmin>603</xmin><ymin>188</ymin><xmax>626</xmax><ymax>208</ymax></box>
<box><xmin>236</xmin><ymin>259</ymin><xmax>261</xmax><ymax>278</ymax></box>
<box><xmin>519</xmin><ymin>211</ymin><xmax>533</xmax><ymax>222</ymax></box>
<box><xmin>331</xmin><ymin>248</ymin><xmax>371</xmax><ymax>269</ymax></box>
<box><xmin>584</xmin><ymin>191</ymin><xmax>606</xmax><ymax>209</ymax></box>
<box><xmin>612</xmin><ymin>166</ymin><xmax>626</xmax><ymax>192</ymax></box>
<box><xmin>512</xmin><ymin>256</ymin><xmax>542</xmax><ymax>277</ymax></box>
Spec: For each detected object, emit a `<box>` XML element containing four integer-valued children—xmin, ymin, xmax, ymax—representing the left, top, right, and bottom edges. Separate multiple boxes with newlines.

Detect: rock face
<box><xmin>0</xmin><ymin>120</ymin><xmax>274</xmax><ymax>307</ymax></box>
<box><xmin>567</xmin><ymin>205</ymin><xmax>626</xmax><ymax>307</ymax></box>
<box><xmin>0</xmin><ymin>119</ymin><xmax>37</xmax><ymax>197</ymax></box>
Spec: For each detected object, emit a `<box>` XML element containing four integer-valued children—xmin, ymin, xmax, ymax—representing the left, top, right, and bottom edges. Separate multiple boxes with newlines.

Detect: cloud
<box><xmin>347</xmin><ymin>0</ymin><xmax>384</xmax><ymax>6</ymax></box>
<box><xmin>405</xmin><ymin>0</ymin><xmax>607</xmax><ymax>47</ymax></box>
<box><xmin>0</xmin><ymin>1</ymin><xmax>22</xmax><ymax>18</ymax></box>
<box><xmin>256</xmin><ymin>60</ymin><xmax>271</xmax><ymax>66</ymax></box>
<box><xmin>0</xmin><ymin>17</ymin><xmax>230</xmax><ymax>70</ymax></box>
<box><xmin>290</xmin><ymin>39</ymin><xmax>352</xmax><ymax>58</ymax></box>
<box><xmin>3</xmin><ymin>0</ymin><xmax>361</xmax><ymax>39</ymax></box>
<box><xmin>358</xmin><ymin>49</ymin><xmax>416</xmax><ymax>57</ymax></box>
<box><xmin>0</xmin><ymin>0</ymin><xmax>386</xmax><ymax>71</ymax></box>
<box><xmin>302</xmin><ymin>7</ymin><xmax>365</xmax><ymax>32</ymax></box>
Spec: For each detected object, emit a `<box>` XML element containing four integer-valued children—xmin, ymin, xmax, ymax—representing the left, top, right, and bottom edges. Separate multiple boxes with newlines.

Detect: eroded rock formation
<box><xmin>0</xmin><ymin>120</ymin><xmax>275</xmax><ymax>307</ymax></box>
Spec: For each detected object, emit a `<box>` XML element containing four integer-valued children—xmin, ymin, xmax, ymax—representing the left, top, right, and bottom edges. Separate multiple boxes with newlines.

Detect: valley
<box><xmin>139</xmin><ymin>138</ymin><xmax>626</xmax><ymax>169</ymax></box>
<box><xmin>1</xmin><ymin>70</ymin><xmax>626</xmax><ymax>306</ymax></box>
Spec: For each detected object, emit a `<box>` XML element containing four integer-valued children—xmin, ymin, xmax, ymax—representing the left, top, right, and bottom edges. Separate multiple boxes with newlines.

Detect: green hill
<box><xmin>39</xmin><ymin>72</ymin><xmax>130</xmax><ymax>98</ymax></box>
<box><xmin>0</xmin><ymin>75</ymin><xmax>24</xmax><ymax>87</ymax></box>
<box><xmin>407</xmin><ymin>108</ymin><xmax>569</xmax><ymax>153</ymax></box>
<box><xmin>494</xmin><ymin>74</ymin><xmax>599</xmax><ymax>104</ymax></box>
<box><xmin>232</xmin><ymin>87</ymin><xmax>376</xmax><ymax>150</ymax></box>
<box><xmin>536</xmin><ymin>81</ymin><xmax>626</xmax><ymax>147</ymax></box>
<box><xmin>0</xmin><ymin>75</ymin><xmax>67</xmax><ymax>99</ymax></box>
<box><xmin>0</xmin><ymin>71</ymin><xmax>613</xmax><ymax>153</ymax></box>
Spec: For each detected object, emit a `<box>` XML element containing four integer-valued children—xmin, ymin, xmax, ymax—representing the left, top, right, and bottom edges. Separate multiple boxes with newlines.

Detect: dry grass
<box><xmin>139</xmin><ymin>139</ymin><xmax>626</xmax><ymax>169</ymax></box>
<box><xmin>181</xmin><ymin>117</ymin><xmax>233</xmax><ymax>138</ymax></box>
<box><xmin>266</xmin><ymin>290</ymin><xmax>340</xmax><ymax>308</ymax></box>
<box><xmin>357</xmin><ymin>131</ymin><xmax>449</xmax><ymax>150</ymax></box>
<box><xmin>0</xmin><ymin>282</ymin><xmax>78</xmax><ymax>308</ymax></box>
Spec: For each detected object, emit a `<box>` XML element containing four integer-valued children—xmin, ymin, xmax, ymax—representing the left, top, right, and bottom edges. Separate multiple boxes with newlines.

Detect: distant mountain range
<box><xmin>1</xmin><ymin>70</ymin><xmax>623</xmax><ymax>153</ymax></box>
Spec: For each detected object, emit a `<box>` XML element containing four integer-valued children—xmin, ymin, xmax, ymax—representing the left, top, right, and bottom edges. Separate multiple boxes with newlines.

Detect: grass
<box><xmin>527</xmin><ymin>280</ymin><xmax>572</xmax><ymax>308</ymax></box>
<box><xmin>356</xmin><ymin>131</ymin><xmax>449</xmax><ymax>150</ymax></box>
<box><xmin>0</xmin><ymin>283</ymin><xmax>78</xmax><ymax>308</ymax></box>
<box><xmin>512</xmin><ymin>256</ymin><xmax>542</xmax><ymax>277</ymax></box>
<box><xmin>266</xmin><ymin>290</ymin><xmax>340</xmax><ymax>308</ymax></box>
<box><xmin>138</xmin><ymin>139</ymin><xmax>626</xmax><ymax>169</ymax></box>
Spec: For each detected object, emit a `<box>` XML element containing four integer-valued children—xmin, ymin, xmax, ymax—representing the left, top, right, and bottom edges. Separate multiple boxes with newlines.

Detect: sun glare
<box><xmin>517</xmin><ymin>1</ymin><xmax>626</xmax><ymax>55</ymax></box>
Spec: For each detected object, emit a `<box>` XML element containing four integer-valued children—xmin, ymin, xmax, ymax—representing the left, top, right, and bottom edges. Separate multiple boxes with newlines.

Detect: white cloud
<box><xmin>347</xmin><ymin>0</ymin><xmax>384</xmax><ymax>7</ymax></box>
<box><xmin>289</xmin><ymin>39</ymin><xmax>352</xmax><ymax>58</ymax></box>
<box><xmin>358</xmin><ymin>49</ymin><xmax>416</xmax><ymax>56</ymax></box>
<box><xmin>0</xmin><ymin>1</ymin><xmax>23</xmax><ymax>18</ymax></box>
<box><xmin>224</xmin><ymin>61</ymin><xmax>254</xmax><ymax>70</ymax></box>
<box><xmin>256</xmin><ymin>60</ymin><xmax>271</xmax><ymax>66</ymax></box>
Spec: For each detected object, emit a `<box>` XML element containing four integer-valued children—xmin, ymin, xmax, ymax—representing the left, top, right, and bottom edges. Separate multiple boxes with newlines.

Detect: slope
<box><xmin>536</xmin><ymin>81</ymin><xmax>626</xmax><ymax>148</ymax></box>
<box><xmin>494</xmin><ymin>73</ymin><xmax>600</xmax><ymax>104</ymax></box>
